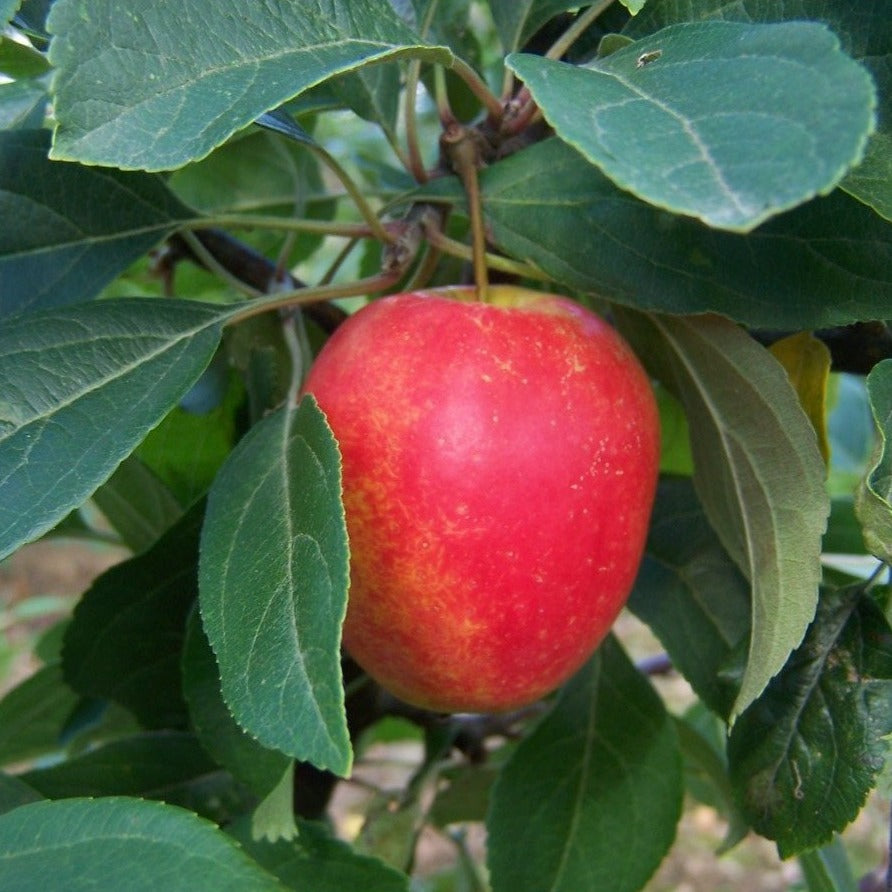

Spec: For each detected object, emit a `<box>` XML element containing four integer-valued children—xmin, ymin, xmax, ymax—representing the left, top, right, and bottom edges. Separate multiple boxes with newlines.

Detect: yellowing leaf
<box><xmin>769</xmin><ymin>332</ymin><xmax>831</xmax><ymax>464</ymax></box>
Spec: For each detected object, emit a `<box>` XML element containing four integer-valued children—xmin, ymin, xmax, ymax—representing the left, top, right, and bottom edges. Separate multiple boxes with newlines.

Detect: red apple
<box><xmin>302</xmin><ymin>285</ymin><xmax>659</xmax><ymax>713</ymax></box>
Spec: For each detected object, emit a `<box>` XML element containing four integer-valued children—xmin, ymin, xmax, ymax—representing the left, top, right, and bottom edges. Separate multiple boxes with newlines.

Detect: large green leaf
<box><xmin>507</xmin><ymin>20</ymin><xmax>876</xmax><ymax>231</ymax></box>
<box><xmin>0</xmin><ymin>129</ymin><xmax>196</xmax><ymax>319</ymax></box>
<box><xmin>622</xmin><ymin>0</ymin><xmax>892</xmax><ymax>222</ymax></box>
<box><xmin>487</xmin><ymin>636</ymin><xmax>682</xmax><ymax>892</ymax></box>
<box><xmin>199</xmin><ymin>397</ymin><xmax>351</xmax><ymax>776</ymax></box>
<box><xmin>855</xmin><ymin>360</ymin><xmax>892</xmax><ymax>563</ymax></box>
<box><xmin>0</xmin><ymin>797</ymin><xmax>288</xmax><ymax>892</ymax></box>
<box><xmin>62</xmin><ymin>503</ymin><xmax>204</xmax><ymax>729</ymax></box>
<box><xmin>628</xmin><ymin>478</ymin><xmax>750</xmax><ymax>718</ymax></box>
<box><xmin>616</xmin><ymin>311</ymin><xmax>829</xmax><ymax>720</ymax></box>
<box><xmin>19</xmin><ymin>731</ymin><xmax>249</xmax><ymax>824</ymax></box>
<box><xmin>47</xmin><ymin>0</ymin><xmax>451</xmax><ymax>170</ymax></box>
<box><xmin>0</xmin><ymin>298</ymin><xmax>232</xmax><ymax>560</ymax></box>
<box><xmin>423</xmin><ymin>137</ymin><xmax>892</xmax><ymax>328</ymax></box>
<box><xmin>728</xmin><ymin>582</ymin><xmax>892</xmax><ymax>857</ymax></box>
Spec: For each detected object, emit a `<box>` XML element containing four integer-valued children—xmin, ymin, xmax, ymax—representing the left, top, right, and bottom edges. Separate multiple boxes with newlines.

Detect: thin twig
<box><xmin>544</xmin><ymin>0</ymin><xmax>614</xmax><ymax>61</ymax></box>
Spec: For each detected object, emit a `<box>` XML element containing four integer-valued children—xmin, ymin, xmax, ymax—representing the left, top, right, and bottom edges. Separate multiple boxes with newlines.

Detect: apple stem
<box><xmin>402</xmin><ymin>0</ymin><xmax>445</xmax><ymax>183</ymax></box>
<box><xmin>544</xmin><ymin>0</ymin><xmax>614</xmax><ymax>61</ymax></box>
<box><xmin>422</xmin><ymin>224</ymin><xmax>546</xmax><ymax>281</ymax></box>
<box><xmin>448</xmin><ymin>56</ymin><xmax>505</xmax><ymax>124</ymax></box>
<box><xmin>196</xmin><ymin>213</ymin><xmax>378</xmax><ymax>239</ymax></box>
<box><xmin>226</xmin><ymin>269</ymin><xmax>405</xmax><ymax>325</ymax></box>
<box><xmin>441</xmin><ymin>123</ymin><xmax>489</xmax><ymax>302</ymax></box>
<box><xmin>404</xmin><ymin>61</ymin><xmax>429</xmax><ymax>183</ymax></box>
<box><xmin>178</xmin><ymin>229</ymin><xmax>264</xmax><ymax>298</ymax></box>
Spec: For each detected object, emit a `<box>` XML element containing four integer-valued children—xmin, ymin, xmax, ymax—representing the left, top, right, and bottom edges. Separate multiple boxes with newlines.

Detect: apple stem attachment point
<box><xmin>441</xmin><ymin>123</ymin><xmax>489</xmax><ymax>302</ymax></box>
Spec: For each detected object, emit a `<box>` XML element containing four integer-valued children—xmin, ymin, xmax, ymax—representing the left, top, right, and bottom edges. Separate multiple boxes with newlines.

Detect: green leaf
<box><xmin>0</xmin><ymin>774</ymin><xmax>42</xmax><ymax>817</ymax></box>
<box><xmin>487</xmin><ymin>635</ymin><xmax>683</xmax><ymax>892</ymax></box>
<box><xmin>136</xmin><ymin>361</ymin><xmax>243</xmax><ymax>506</ymax></box>
<box><xmin>444</xmin><ymin>137</ymin><xmax>892</xmax><ymax>328</ymax></box>
<box><xmin>0</xmin><ymin>129</ymin><xmax>196</xmax><ymax>319</ymax></box>
<box><xmin>92</xmin><ymin>455</ymin><xmax>184</xmax><ymax>553</ymax></box>
<box><xmin>199</xmin><ymin>397</ymin><xmax>351</xmax><ymax>775</ymax></box>
<box><xmin>249</xmin><ymin>764</ymin><xmax>297</xmax><ymax>844</ymax></box>
<box><xmin>62</xmin><ymin>503</ymin><xmax>205</xmax><ymax>729</ymax></box>
<box><xmin>673</xmin><ymin>707</ymin><xmax>749</xmax><ymax>853</ymax></box>
<box><xmin>824</xmin><ymin>497</ymin><xmax>868</xmax><ymax>556</ymax></box>
<box><xmin>231</xmin><ymin>817</ymin><xmax>411</xmax><ymax>892</ymax></box>
<box><xmin>728</xmin><ymin>582</ymin><xmax>892</xmax><ymax>857</ymax></box>
<box><xmin>855</xmin><ymin>360</ymin><xmax>892</xmax><ymax>563</ymax></box>
<box><xmin>168</xmin><ymin>128</ymin><xmax>324</xmax><ymax>216</ymax></box>
<box><xmin>181</xmin><ymin>610</ymin><xmax>291</xmax><ymax>800</ymax></box>
<box><xmin>842</xmin><ymin>55</ymin><xmax>891</xmax><ymax>220</ymax></box>
<box><xmin>0</xmin><ymin>297</ymin><xmax>232</xmax><ymax>560</ymax></box>
<box><xmin>1</xmin><ymin>0</ymin><xmax>20</xmax><ymax>27</ymax></box>
<box><xmin>47</xmin><ymin>0</ymin><xmax>451</xmax><ymax>170</ymax></box>
<box><xmin>429</xmin><ymin>761</ymin><xmax>501</xmax><ymax>827</ymax></box>
<box><xmin>19</xmin><ymin>731</ymin><xmax>249</xmax><ymax>824</ymax></box>
<box><xmin>0</xmin><ymin>80</ymin><xmax>46</xmax><ymax>130</ymax></box>
<box><xmin>622</xmin><ymin>0</ymin><xmax>892</xmax><ymax>222</ymax></box>
<box><xmin>508</xmin><ymin>21</ymin><xmax>876</xmax><ymax>231</ymax></box>
<box><xmin>628</xmin><ymin>477</ymin><xmax>750</xmax><ymax>718</ymax></box>
<box><xmin>490</xmin><ymin>1</ymin><xmax>584</xmax><ymax>53</ymax></box>
<box><xmin>0</xmin><ymin>663</ymin><xmax>80</xmax><ymax>767</ymax></box>
<box><xmin>798</xmin><ymin>837</ymin><xmax>858</xmax><ymax>892</ymax></box>
<box><xmin>0</xmin><ymin>797</ymin><xmax>288</xmax><ymax>892</ymax></box>
<box><xmin>654</xmin><ymin>384</ymin><xmax>693</xmax><ymax>475</ymax></box>
<box><xmin>0</xmin><ymin>35</ymin><xmax>50</xmax><ymax>77</ymax></box>
<box><xmin>615</xmin><ymin>311</ymin><xmax>829</xmax><ymax>720</ymax></box>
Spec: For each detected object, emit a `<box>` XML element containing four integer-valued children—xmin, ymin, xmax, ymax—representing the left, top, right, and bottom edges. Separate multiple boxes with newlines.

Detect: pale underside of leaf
<box><xmin>616</xmin><ymin>311</ymin><xmax>828</xmax><ymax>720</ymax></box>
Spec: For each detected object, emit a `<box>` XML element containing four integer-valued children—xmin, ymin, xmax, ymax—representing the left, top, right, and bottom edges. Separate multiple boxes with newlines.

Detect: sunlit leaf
<box><xmin>622</xmin><ymin>0</ymin><xmax>892</xmax><ymax>222</ymax></box>
<box><xmin>47</xmin><ymin>0</ymin><xmax>451</xmax><ymax>170</ymax></box>
<box><xmin>508</xmin><ymin>21</ymin><xmax>876</xmax><ymax>230</ymax></box>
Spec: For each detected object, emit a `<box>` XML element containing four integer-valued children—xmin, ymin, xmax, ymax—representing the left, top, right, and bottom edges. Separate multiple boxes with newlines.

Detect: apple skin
<box><xmin>302</xmin><ymin>285</ymin><xmax>659</xmax><ymax>713</ymax></box>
